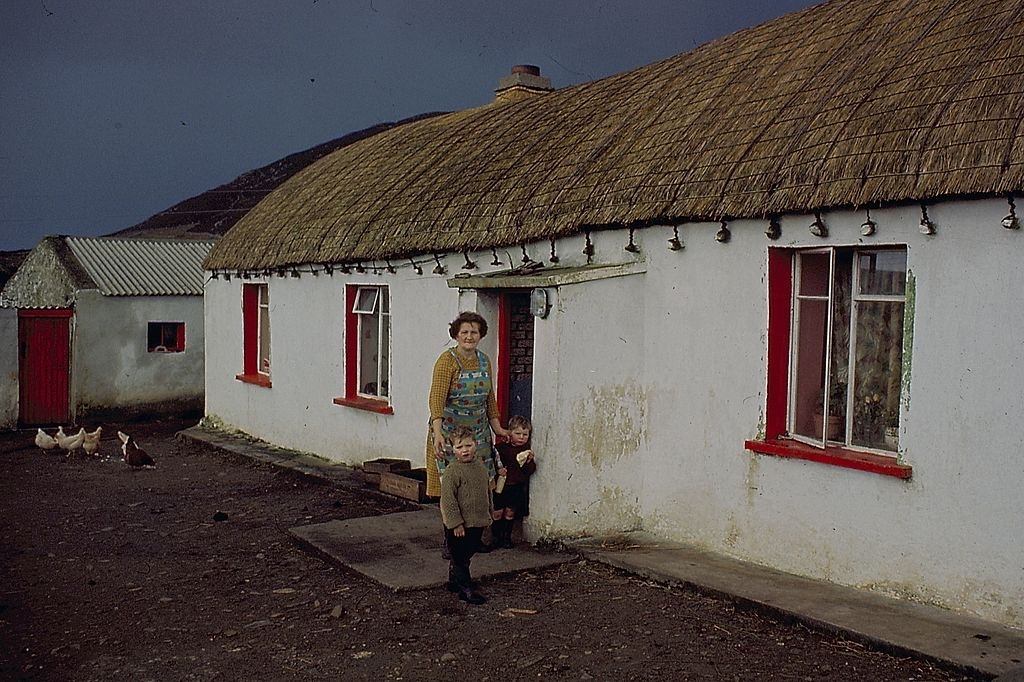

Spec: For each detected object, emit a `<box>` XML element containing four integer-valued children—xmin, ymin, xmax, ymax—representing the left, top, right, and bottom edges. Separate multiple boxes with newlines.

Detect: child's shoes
<box><xmin>458</xmin><ymin>587</ymin><xmax>487</xmax><ymax>605</ymax></box>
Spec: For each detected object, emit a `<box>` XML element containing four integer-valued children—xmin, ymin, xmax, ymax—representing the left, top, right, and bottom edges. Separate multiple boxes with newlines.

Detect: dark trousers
<box><xmin>445</xmin><ymin>526</ymin><xmax>484</xmax><ymax>589</ymax></box>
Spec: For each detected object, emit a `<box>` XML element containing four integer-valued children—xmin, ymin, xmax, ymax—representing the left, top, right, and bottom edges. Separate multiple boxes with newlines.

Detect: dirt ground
<box><xmin>0</xmin><ymin>418</ymin><xmax>982</xmax><ymax>681</ymax></box>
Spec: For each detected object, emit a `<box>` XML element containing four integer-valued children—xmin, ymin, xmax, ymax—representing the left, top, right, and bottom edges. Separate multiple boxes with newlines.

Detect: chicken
<box><xmin>57</xmin><ymin>427</ymin><xmax>86</xmax><ymax>454</ymax></box>
<box><xmin>82</xmin><ymin>426</ymin><xmax>102</xmax><ymax>457</ymax></box>
<box><xmin>118</xmin><ymin>431</ymin><xmax>154</xmax><ymax>468</ymax></box>
<box><xmin>35</xmin><ymin>428</ymin><xmax>59</xmax><ymax>450</ymax></box>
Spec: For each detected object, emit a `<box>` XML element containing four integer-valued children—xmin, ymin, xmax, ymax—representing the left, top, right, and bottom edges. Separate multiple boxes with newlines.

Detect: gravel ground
<box><xmin>0</xmin><ymin>418</ymin><xmax>981</xmax><ymax>681</ymax></box>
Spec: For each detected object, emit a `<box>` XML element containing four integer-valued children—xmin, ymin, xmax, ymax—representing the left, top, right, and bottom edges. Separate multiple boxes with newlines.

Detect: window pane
<box><xmin>259</xmin><ymin>304</ymin><xmax>271</xmax><ymax>374</ymax></box>
<box><xmin>359</xmin><ymin>309</ymin><xmax>380</xmax><ymax>395</ymax></box>
<box><xmin>858</xmin><ymin>251</ymin><xmax>906</xmax><ymax>296</ymax></box>
<box><xmin>798</xmin><ymin>252</ymin><xmax>830</xmax><ymax>296</ymax></box>
<box><xmin>379</xmin><ymin>313</ymin><xmax>390</xmax><ymax>398</ymax></box>
<box><xmin>380</xmin><ymin>288</ymin><xmax>389</xmax><ymax>314</ymax></box>
<box><xmin>354</xmin><ymin>287</ymin><xmax>378</xmax><ymax>314</ymax></box>
<box><xmin>792</xmin><ymin>297</ymin><xmax>828</xmax><ymax>440</ymax></box>
<box><xmin>851</xmin><ymin>300</ymin><xmax>904</xmax><ymax>450</ymax></box>
<box><xmin>259</xmin><ymin>285</ymin><xmax>269</xmax><ymax>305</ymax></box>
<box><xmin>826</xmin><ymin>252</ymin><xmax>853</xmax><ymax>438</ymax></box>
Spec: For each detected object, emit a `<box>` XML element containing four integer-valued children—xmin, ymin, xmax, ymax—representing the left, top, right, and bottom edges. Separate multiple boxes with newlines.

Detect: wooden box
<box><xmin>360</xmin><ymin>458</ymin><xmax>411</xmax><ymax>486</ymax></box>
<box><xmin>379</xmin><ymin>468</ymin><xmax>428</xmax><ymax>502</ymax></box>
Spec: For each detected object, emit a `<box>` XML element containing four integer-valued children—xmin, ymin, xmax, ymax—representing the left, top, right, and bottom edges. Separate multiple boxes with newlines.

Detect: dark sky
<box><xmin>0</xmin><ymin>0</ymin><xmax>818</xmax><ymax>251</ymax></box>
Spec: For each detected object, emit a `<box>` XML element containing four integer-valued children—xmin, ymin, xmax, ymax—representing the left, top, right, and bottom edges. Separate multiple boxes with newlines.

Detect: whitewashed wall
<box><xmin>0</xmin><ymin>308</ymin><xmax>17</xmax><ymax>428</ymax></box>
<box><xmin>73</xmin><ymin>291</ymin><xmax>206</xmax><ymax>414</ymax></box>
<box><xmin>204</xmin><ymin>197</ymin><xmax>1024</xmax><ymax>628</ymax></box>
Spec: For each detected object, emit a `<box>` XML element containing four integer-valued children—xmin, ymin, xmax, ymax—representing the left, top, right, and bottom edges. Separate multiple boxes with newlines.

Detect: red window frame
<box><xmin>236</xmin><ymin>283</ymin><xmax>271</xmax><ymax>387</ymax></box>
<box><xmin>147</xmin><ymin>321</ymin><xmax>185</xmax><ymax>352</ymax></box>
<box><xmin>334</xmin><ymin>284</ymin><xmax>393</xmax><ymax>414</ymax></box>
<box><xmin>744</xmin><ymin>248</ymin><xmax>912</xmax><ymax>480</ymax></box>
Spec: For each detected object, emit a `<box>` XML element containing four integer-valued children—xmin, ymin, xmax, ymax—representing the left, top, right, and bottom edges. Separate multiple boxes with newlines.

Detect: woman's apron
<box><xmin>426</xmin><ymin>349</ymin><xmax>496</xmax><ymax>497</ymax></box>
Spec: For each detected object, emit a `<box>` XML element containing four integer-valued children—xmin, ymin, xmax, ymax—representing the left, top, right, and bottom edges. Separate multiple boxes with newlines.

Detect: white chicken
<box><xmin>118</xmin><ymin>430</ymin><xmax>154</xmax><ymax>468</ymax></box>
<box><xmin>82</xmin><ymin>426</ymin><xmax>102</xmax><ymax>457</ymax></box>
<box><xmin>57</xmin><ymin>427</ymin><xmax>86</xmax><ymax>454</ymax></box>
<box><xmin>35</xmin><ymin>428</ymin><xmax>58</xmax><ymax>450</ymax></box>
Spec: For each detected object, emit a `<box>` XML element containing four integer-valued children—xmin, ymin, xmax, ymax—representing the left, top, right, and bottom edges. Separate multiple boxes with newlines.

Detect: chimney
<box><xmin>494</xmin><ymin>64</ymin><xmax>553</xmax><ymax>104</ymax></box>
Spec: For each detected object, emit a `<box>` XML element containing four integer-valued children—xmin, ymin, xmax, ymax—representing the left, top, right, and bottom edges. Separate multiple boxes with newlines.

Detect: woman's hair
<box><xmin>448</xmin><ymin>425</ymin><xmax>476</xmax><ymax>444</ymax></box>
<box><xmin>448</xmin><ymin>311</ymin><xmax>488</xmax><ymax>339</ymax></box>
<box><xmin>508</xmin><ymin>415</ymin><xmax>532</xmax><ymax>431</ymax></box>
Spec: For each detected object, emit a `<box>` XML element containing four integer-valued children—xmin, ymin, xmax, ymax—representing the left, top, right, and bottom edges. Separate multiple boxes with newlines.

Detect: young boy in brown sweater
<box><xmin>440</xmin><ymin>425</ymin><xmax>493</xmax><ymax>604</ymax></box>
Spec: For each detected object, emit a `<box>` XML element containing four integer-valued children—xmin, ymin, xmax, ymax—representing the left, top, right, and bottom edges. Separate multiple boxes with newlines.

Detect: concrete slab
<box><xmin>290</xmin><ymin>507</ymin><xmax>573</xmax><ymax>591</ymax></box>
<box><xmin>572</xmin><ymin>532</ymin><xmax>1024</xmax><ymax>678</ymax></box>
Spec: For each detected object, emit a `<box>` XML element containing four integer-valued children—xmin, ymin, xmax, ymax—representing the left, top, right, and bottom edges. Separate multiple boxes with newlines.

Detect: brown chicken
<box><xmin>117</xmin><ymin>431</ymin><xmax>154</xmax><ymax>468</ymax></box>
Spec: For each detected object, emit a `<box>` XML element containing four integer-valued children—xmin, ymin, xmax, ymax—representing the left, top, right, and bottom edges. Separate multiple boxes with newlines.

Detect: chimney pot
<box><xmin>511</xmin><ymin>64</ymin><xmax>541</xmax><ymax>77</ymax></box>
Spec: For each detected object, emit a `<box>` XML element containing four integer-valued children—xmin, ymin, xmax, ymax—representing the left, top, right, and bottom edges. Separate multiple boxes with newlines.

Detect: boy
<box><xmin>440</xmin><ymin>425</ymin><xmax>493</xmax><ymax>604</ymax></box>
<box><xmin>492</xmin><ymin>415</ymin><xmax>537</xmax><ymax>549</ymax></box>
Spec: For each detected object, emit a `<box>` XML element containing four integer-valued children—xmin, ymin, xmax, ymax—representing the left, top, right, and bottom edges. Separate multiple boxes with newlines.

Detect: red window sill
<box><xmin>744</xmin><ymin>438</ymin><xmax>912</xmax><ymax>480</ymax></box>
<box><xmin>333</xmin><ymin>396</ymin><xmax>394</xmax><ymax>415</ymax></box>
<box><xmin>235</xmin><ymin>373</ymin><xmax>272</xmax><ymax>388</ymax></box>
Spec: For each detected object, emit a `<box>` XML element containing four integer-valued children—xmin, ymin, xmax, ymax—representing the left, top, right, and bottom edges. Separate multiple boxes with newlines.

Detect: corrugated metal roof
<box><xmin>65</xmin><ymin>237</ymin><xmax>215</xmax><ymax>296</ymax></box>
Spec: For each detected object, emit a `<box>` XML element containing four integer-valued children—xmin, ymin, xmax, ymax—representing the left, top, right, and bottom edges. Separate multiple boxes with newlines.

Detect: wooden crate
<box><xmin>360</xmin><ymin>458</ymin><xmax>411</xmax><ymax>486</ymax></box>
<box><xmin>379</xmin><ymin>468</ymin><xmax>428</xmax><ymax>502</ymax></box>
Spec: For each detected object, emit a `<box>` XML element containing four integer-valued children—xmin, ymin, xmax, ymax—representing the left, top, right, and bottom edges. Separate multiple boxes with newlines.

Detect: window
<box><xmin>147</xmin><ymin>321</ymin><xmax>184</xmax><ymax>352</ymax></box>
<box><xmin>746</xmin><ymin>247</ymin><xmax>912</xmax><ymax>479</ymax></box>
<box><xmin>336</xmin><ymin>285</ymin><xmax>393</xmax><ymax>414</ymax></box>
<box><xmin>238</xmin><ymin>283</ymin><xmax>271</xmax><ymax>387</ymax></box>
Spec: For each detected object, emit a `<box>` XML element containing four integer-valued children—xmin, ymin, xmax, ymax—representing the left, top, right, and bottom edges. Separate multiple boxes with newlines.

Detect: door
<box><xmin>18</xmin><ymin>309</ymin><xmax>72</xmax><ymax>426</ymax></box>
<box><xmin>497</xmin><ymin>291</ymin><xmax>534</xmax><ymax>421</ymax></box>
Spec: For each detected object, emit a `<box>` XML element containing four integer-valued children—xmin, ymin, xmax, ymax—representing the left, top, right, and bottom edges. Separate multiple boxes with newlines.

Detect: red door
<box><xmin>18</xmin><ymin>309</ymin><xmax>72</xmax><ymax>426</ymax></box>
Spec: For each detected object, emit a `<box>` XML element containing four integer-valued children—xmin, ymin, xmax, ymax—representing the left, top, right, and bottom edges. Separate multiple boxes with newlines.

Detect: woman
<box><xmin>426</xmin><ymin>311</ymin><xmax>509</xmax><ymax>501</ymax></box>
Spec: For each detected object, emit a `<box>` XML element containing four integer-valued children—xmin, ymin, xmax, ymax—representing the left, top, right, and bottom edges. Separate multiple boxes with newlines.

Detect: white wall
<box><xmin>203</xmin><ymin>198</ymin><xmax>1024</xmax><ymax>627</ymax></box>
<box><xmin>73</xmin><ymin>291</ymin><xmax>206</xmax><ymax>414</ymax></box>
<box><xmin>0</xmin><ymin>308</ymin><xmax>17</xmax><ymax>428</ymax></box>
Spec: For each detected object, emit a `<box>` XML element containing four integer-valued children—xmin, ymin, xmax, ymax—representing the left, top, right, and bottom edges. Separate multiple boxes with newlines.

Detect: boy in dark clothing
<box><xmin>440</xmin><ymin>425</ymin><xmax>493</xmax><ymax>604</ymax></box>
<box><xmin>492</xmin><ymin>415</ymin><xmax>537</xmax><ymax>549</ymax></box>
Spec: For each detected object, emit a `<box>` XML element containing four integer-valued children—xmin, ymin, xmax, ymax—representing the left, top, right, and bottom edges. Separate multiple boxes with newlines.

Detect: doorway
<box><xmin>497</xmin><ymin>291</ymin><xmax>534</xmax><ymax>422</ymax></box>
<box><xmin>18</xmin><ymin>309</ymin><xmax>71</xmax><ymax>426</ymax></box>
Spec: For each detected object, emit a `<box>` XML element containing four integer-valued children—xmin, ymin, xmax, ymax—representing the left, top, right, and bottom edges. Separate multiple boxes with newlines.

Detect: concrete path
<box><xmin>572</xmin><ymin>533</ymin><xmax>1024</xmax><ymax>678</ymax></box>
<box><xmin>290</xmin><ymin>507</ymin><xmax>573</xmax><ymax>591</ymax></box>
<box><xmin>179</xmin><ymin>425</ymin><xmax>1024</xmax><ymax>677</ymax></box>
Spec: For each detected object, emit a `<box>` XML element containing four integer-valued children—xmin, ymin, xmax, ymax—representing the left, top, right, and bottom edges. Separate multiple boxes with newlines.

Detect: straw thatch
<box><xmin>207</xmin><ymin>0</ymin><xmax>1024</xmax><ymax>270</ymax></box>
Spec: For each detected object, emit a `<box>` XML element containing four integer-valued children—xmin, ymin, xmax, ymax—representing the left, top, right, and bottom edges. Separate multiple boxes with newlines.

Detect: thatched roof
<box><xmin>207</xmin><ymin>0</ymin><xmax>1024</xmax><ymax>270</ymax></box>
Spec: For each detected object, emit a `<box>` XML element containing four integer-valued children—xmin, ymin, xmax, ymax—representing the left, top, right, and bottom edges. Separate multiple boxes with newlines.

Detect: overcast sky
<box><xmin>0</xmin><ymin>0</ymin><xmax>817</xmax><ymax>251</ymax></box>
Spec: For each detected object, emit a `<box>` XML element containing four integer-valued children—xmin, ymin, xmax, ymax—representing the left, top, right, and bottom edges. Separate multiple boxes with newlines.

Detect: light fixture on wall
<box><xmin>409</xmin><ymin>258</ymin><xmax>423</xmax><ymax>275</ymax></box>
<box><xmin>860</xmin><ymin>208</ymin><xmax>877</xmax><ymax>236</ymax></box>
<box><xmin>809</xmin><ymin>212</ymin><xmax>828</xmax><ymax>237</ymax></box>
<box><xmin>667</xmin><ymin>224</ymin><xmax>684</xmax><ymax>250</ymax></box>
<box><xmin>461</xmin><ymin>251</ymin><xmax>477</xmax><ymax>270</ymax></box>
<box><xmin>919</xmin><ymin>204</ymin><xmax>936</xmax><ymax>235</ymax></box>
<box><xmin>715</xmin><ymin>220</ymin><xmax>731</xmax><ymax>243</ymax></box>
<box><xmin>521</xmin><ymin>244</ymin><xmax>534</xmax><ymax>264</ymax></box>
<box><xmin>624</xmin><ymin>227</ymin><xmax>640</xmax><ymax>253</ymax></box>
<box><xmin>765</xmin><ymin>216</ymin><xmax>781</xmax><ymax>240</ymax></box>
<box><xmin>583</xmin><ymin>230</ymin><xmax>595</xmax><ymax>263</ymax></box>
<box><xmin>1002</xmin><ymin>195</ymin><xmax>1020</xmax><ymax>230</ymax></box>
<box><xmin>432</xmin><ymin>254</ymin><xmax>446</xmax><ymax>275</ymax></box>
<box><xmin>549</xmin><ymin>237</ymin><xmax>559</xmax><ymax>263</ymax></box>
<box><xmin>490</xmin><ymin>248</ymin><xmax>502</xmax><ymax>267</ymax></box>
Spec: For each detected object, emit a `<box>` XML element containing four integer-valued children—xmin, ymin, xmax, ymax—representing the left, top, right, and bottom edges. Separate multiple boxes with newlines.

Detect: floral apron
<box><xmin>431</xmin><ymin>349</ymin><xmax>496</xmax><ymax>488</ymax></box>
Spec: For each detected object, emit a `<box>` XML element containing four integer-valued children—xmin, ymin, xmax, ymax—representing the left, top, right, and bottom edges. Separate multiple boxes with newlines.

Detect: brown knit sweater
<box><xmin>440</xmin><ymin>458</ymin><xmax>493</xmax><ymax>530</ymax></box>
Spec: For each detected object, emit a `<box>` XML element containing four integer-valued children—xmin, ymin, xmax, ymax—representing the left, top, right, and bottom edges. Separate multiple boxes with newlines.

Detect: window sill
<box><xmin>744</xmin><ymin>438</ymin><xmax>912</xmax><ymax>480</ymax></box>
<box><xmin>235</xmin><ymin>373</ymin><xmax>272</xmax><ymax>388</ymax></box>
<box><xmin>333</xmin><ymin>396</ymin><xmax>394</xmax><ymax>415</ymax></box>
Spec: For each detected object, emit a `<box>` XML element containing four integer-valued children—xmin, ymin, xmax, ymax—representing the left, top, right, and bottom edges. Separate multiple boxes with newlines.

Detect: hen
<box><xmin>57</xmin><ymin>427</ymin><xmax>86</xmax><ymax>454</ymax></box>
<box><xmin>117</xmin><ymin>431</ymin><xmax>154</xmax><ymax>468</ymax></box>
<box><xmin>35</xmin><ymin>428</ymin><xmax>58</xmax><ymax>450</ymax></box>
<box><xmin>82</xmin><ymin>426</ymin><xmax>102</xmax><ymax>457</ymax></box>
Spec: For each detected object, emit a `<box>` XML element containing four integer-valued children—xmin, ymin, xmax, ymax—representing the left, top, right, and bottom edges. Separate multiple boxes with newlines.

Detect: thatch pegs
<box><xmin>860</xmin><ymin>209</ymin><xmax>876</xmax><ymax>237</ymax></box>
<box><xmin>521</xmin><ymin>244</ymin><xmax>534</xmax><ymax>264</ymax></box>
<box><xmin>918</xmin><ymin>205</ymin><xmax>935</xmax><ymax>235</ymax></box>
<box><xmin>490</xmin><ymin>248</ymin><xmax>502</xmax><ymax>267</ymax></box>
<box><xmin>409</xmin><ymin>258</ymin><xmax>423</xmax><ymax>275</ymax></box>
<box><xmin>668</xmin><ymin>224</ymin><xmax>684</xmax><ymax>250</ymax></box>
<box><xmin>715</xmin><ymin>220</ymin><xmax>731</xmax><ymax>243</ymax></box>
<box><xmin>624</xmin><ymin>227</ymin><xmax>641</xmax><ymax>253</ymax></box>
<box><xmin>583</xmin><ymin>230</ymin><xmax>595</xmax><ymax>263</ymax></box>
<box><xmin>355</xmin><ymin>263</ymin><xmax>366</xmax><ymax>273</ymax></box>
<box><xmin>339</xmin><ymin>264</ymin><xmax>351</xmax><ymax>274</ymax></box>
<box><xmin>1002</xmin><ymin>196</ymin><xmax>1019</xmax><ymax>229</ymax></box>
<box><xmin>809</xmin><ymin>212</ymin><xmax>828</xmax><ymax>238</ymax></box>
<box><xmin>324</xmin><ymin>264</ymin><xmax>334</xmax><ymax>276</ymax></box>
<box><xmin>239</xmin><ymin>270</ymin><xmax>248</xmax><ymax>280</ymax></box>
<box><xmin>290</xmin><ymin>268</ymin><xmax>300</xmax><ymax>278</ymax></box>
<box><xmin>224</xmin><ymin>272</ymin><xmax>231</xmax><ymax>282</ymax></box>
<box><xmin>549</xmin><ymin>238</ymin><xmax>559</xmax><ymax>263</ymax></box>
<box><xmin>385</xmin><ymin>260</ymin><xmax>397</xmax><ymax>274</ymax></box>
<box><xmin>765</xmin><ymin>217</ymin><xmax>781</xmax><ymax>241</ymax></box>
<box><xmin>432</xmin><ymin>254</ymin><xmax>446</xmax><ymax>275</ymax></box>
<box><xmin>462</xmin><ymin>251</ymin><xmax>477</xmax><ymax>270</ymax></box>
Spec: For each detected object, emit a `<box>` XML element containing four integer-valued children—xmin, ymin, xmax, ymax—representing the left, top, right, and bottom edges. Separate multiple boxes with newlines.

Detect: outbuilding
<box><xmin>202</xmin><ymin>0</ymin><xmax>1024</xmax><ymax>629</ymax></box>
<box><xmin>0</xmin><ymin>236</ymin><xmax>213</xmax><ymax>426</ymax></box>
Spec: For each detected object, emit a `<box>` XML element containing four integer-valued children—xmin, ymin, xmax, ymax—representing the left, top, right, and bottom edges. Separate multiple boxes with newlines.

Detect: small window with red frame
<box><xmin>148</xmin><ymin>321</ymin><xmax>185</xmax><ymax>352</ymax></box>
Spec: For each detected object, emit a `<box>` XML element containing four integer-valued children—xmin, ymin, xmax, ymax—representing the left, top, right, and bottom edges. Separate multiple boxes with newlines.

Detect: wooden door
<box><xmin>18</xmin><ymin>309</ymin><xmax>72</xmax><ymax>426</ymax></box>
